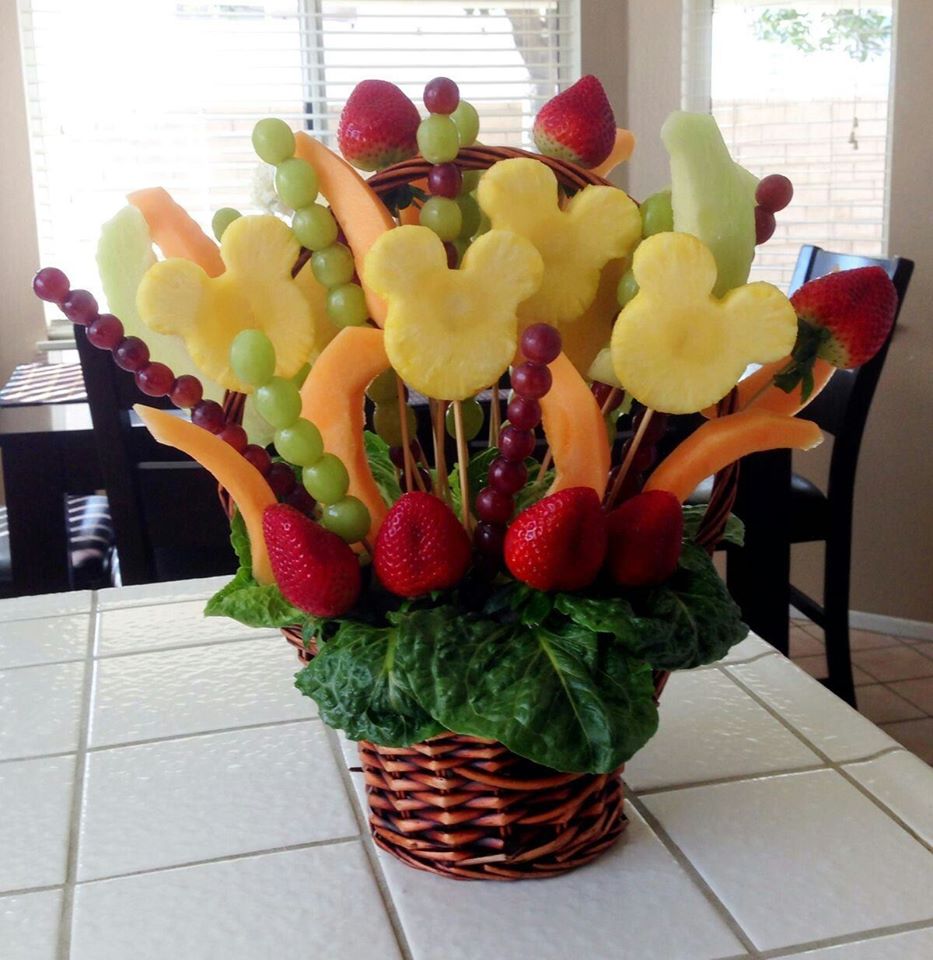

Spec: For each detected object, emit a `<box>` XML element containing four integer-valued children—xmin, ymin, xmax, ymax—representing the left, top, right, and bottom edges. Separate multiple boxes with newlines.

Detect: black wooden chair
<box><xmin>726</xmin><ymin>245</ymin><xmax>914</xmax><ymax>705</ymax></box>
<box><xmin>74</xmin><ymin>325</ymin><xmax>237</xmax><ymax>585</ymax></box>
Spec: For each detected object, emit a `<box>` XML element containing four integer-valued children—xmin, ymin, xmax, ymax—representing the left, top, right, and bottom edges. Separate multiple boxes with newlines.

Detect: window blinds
<box><xmin>17</xmin><ymin>0</ymin><xmax>578</xmax><ymax>306</ymax></box>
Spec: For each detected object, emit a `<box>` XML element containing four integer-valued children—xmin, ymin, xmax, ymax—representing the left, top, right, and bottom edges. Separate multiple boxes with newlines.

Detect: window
<box><xmin>17</xmin><ymin>0</ymin><xmax>578</xmax><ymax>316</ymax></box>
<box><xmin>683</xmin><ymin>0</ymin><xmax>894</xmax><ymax>287</ymax></box>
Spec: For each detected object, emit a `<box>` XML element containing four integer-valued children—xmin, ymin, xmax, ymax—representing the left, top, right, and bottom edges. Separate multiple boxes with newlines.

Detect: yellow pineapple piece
<box><xmin>476</xmin><ymin>157</ymin><xmax>640</xmax><ymax>325</ymax></box>
<box><xmin>137</xmin><ymin>215</ymin><xmax>322</xmax><ymax>392</ymax></box>
<box><xmin>364</xmin><ymin>225</ymin><xmax>543</xmax><ymax>400</ymax></box>
<box><xmin>610</xmin><ymin>232</ymin><xmax>797</xmax><ymax>414</ymax></box>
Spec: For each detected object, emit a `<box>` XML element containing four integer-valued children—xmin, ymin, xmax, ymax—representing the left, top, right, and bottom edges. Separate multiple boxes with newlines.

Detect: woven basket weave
<box><xmin>224</xmin><ymin>148</ymin><xmax>741</xmax><ymax>880</ymax></box>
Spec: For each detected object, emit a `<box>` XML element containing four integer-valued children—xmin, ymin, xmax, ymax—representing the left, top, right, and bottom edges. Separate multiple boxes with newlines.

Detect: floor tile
<box><xmin>790</xmin><ymin>627</ymin><xmax>825</xmax><ymax>658</ymax></box>
<box><xmin>770</xmin><ymin>927</ymin><xmax>933</xmax><ymax>959</ymax></box>
<box><xmin>0</xmin><ymin>591</ymin><xmax>91</xmax><ymax>622</ymax></box>
<box><xmin>855</xmin><ymin>684</ymin><xmax>924</xmax><ymax>724</ymax></box>
<box><xmin>728</xmin><ymin>656</ymin><xmax>896</xmax><ymax>762</ymax></box>
<box><xmin>853</xmin><ymin>645</ymin><xmax>933</xmax><ymax>683</ymax></box>
<box><xmin>0</xmin><ymin>613</ymin><xmax>90</xmax><ymax>669</ymax></box>
<box><xmin>844</xmin><ymin>750</ymin><xmax>933</xmax><ymax>845</ymax></box>
<box><xmin>0</xmin><ymin>888</ymin><xmax>63</xmax><ymax>960</ymax></box>
<box><xmin>71</xmin><ymin>843</ymin><xmax>402</xmax><ymax>960</ymax></box>
<box><xmin>792</xmin><ymin>653</ymin><xmax>827</xmax><ymax>680</ymax></box>
<box><xmin>848</xmin><ymin>629</ymin><xmax>901</xmax><ymax>651</ymax></box>
<box><xmin>370</xmin><ymin>797</ymin><xmax>744</xmax><ymax>960</ymax></box>
<box><xmin>78</xmin><ymin>721</ymin><xmax>356</xmax><ymax>881</ymax></box>
<box><xmin>624</xmin><ymin>669</ymin><xmax>820</xmax><ymax>791</ymax></box>
<box><xmin>643</xmin><ymin>769</ymin><xmax>933</xmax><ymax>952</ymax></box>
<box><xmin>879</xmin><ymin>717</ymin><xmax>933</xmax><ymax>765</ymax></box>
<box><xmin>97</xmin><ymin>599</ymin><xmax>278</xmax><ymax>656</ymax></box>
<box><xmin>714</xmin><ymin>632</ymin><xmax>776</xmax><ymax>664</ymax></box>
<box><xmin>0</xmin><ymin>660</ymin><xmax>85</xmax><ymax>760</ymax></box>
<box><xmin>0</xmin><ymin>756</ymin><xmax>74</xmax><ymax>892</ymax></box>
<box><xmin>853</xmin><ymin>665</ymin><xmax>876</xmax><ymax>686</ymax></box>
<box><xmin>90</xmin><ymin>637</ymin><xmax>315</xmax><ymax>747</ymax></box>
<box><xmin>96</xmin><ymin>576</ymin><xmax>232</xmax><ymax>610</ymax></box>
<box><xmin>887</xmin><ymin>676</ymin><xmax>933</xmax><ymax>715</ymax></box>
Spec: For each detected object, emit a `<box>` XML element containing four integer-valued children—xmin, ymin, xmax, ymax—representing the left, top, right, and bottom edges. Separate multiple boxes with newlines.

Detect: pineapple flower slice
<box><xmin>476</xmin><ymin>157</ymin><xmax>641</xmax><ymax>326</ymax></box>
<box><xmin>136</xmin><ymin>214</ymin><xmax>326</xmax><ymax>393</ymax></box>
<box><xmin>363</xmin><ymin>225</ymin><xmax>544</xmax><ymax>401</ymax></box>
<box><xmin>610</xmin><ymin>232</ymin><xmax>797</xmax><ymax>415</ymax></box>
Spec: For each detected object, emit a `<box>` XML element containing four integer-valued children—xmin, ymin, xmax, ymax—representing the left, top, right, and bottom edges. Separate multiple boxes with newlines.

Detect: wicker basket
<box><xmin>222</xmin><ymin>148</ymin><xmax>741</xmax><ymax>880</ymax></box>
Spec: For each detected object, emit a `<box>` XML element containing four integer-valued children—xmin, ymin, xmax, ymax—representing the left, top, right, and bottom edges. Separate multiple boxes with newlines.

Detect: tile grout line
<box><xmin>56</xmin><ymin>592</ymin><xmax>99</xmax><ymax>960</ymax></box>
<box><xmin>624</xmin><ymin>792</ymin><xmax>762</xmax><ymax>958</ymax></box>
<box><xmin>0</xmin><ymin>883</ymin><xmax>63</xmax><ymax>900</ymax></box>
<box><xmin>322</xmin><ymin>727</ymin><xmax>415</xmax><ymax>960</ymax></box>
<box><xmin>93</xmin><ymin>631</ymin><xmax>280</xmax><ymax>660</ymax></box>
<box><xmin>629</xmin><ymin>761</ymin><xmax>831</xmax><ymax>797</ymax></box>
<box><xmin>755</xmin><ymin>917</ymin><xmax>933</xmax><ymax>958</ymax></box>
<box><xmin>0</xmin><ymin>656</ymin><xmax>87</xmax><ymax>673</ymax></box>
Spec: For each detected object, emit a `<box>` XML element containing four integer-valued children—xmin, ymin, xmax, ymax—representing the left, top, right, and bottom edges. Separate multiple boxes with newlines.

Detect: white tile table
<box><xmin>1</xmin><ymin>583</ymin><xmax>931</xmax><ymax>960</ymax></box>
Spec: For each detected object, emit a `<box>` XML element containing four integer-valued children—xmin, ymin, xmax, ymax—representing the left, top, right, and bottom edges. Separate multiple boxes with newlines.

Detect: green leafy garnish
<box><xmin>681</xmin><ymin>504</ymin><xmax>745</xmax><ymax>547</ymax></box>
<box><xmin>364</xmin><ymin>431</ymin><xmax>403</xmax><ymax>507</ymax></box>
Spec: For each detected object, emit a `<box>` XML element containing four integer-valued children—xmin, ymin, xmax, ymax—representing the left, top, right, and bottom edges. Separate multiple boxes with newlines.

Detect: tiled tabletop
<box><xmin>1</xmin><ymin>579</ymin><xmax>932</xmax><ymax>960</ymax></box>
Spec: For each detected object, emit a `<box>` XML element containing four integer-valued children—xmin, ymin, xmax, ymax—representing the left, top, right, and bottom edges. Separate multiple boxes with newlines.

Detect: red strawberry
<box><xmin>777</xmin><ymin>267</ymin><xmax>898</xmax><ymax>398</ymax></box>
<box><xmin>532</xmin><ymin>75</ymin><xmax>616</xmax><ymax>169</ymax></box>
<box><xmin>504</xmin><ymin>487</ymin><xmax>607</xmax><ymax>591</ymax></box>
<box><xmin>263</xmin><ymin>504</ymin><xmax>360</xmax><ymax>617</ymax></box>
<box><xmin>337</xmin><ymin>80</ymin><xmax>421</xmax><ymax>172</ymax></box>
<box><xmin>606</xmin><ymin>490</ymin><xmax>683</xmax><ymax>588</ymax></box>
<box><xmin>374</xmin><ymin>492</ymin><xmax>472</xmax><ymax>598</ymax></box>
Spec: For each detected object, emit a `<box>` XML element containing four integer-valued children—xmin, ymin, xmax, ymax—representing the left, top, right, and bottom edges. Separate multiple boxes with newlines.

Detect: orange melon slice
<box><xmin>591</xmin><ymin>128</ymin><xmax>636</xmax><ymax>180</ymax></box>
<box><xmin>540</xmin><ymin>352</ymin><xmax>611</xmax><ymax>498</ymax></box>
<box><xmin>293</xmin><ymin>133</ymin><xmax>394</xmax><ymax>326</ymax></box>
<box><xmin>701</xmin><ymin>357</ymin><xmax>836</xmax><ymax>419</ymax></box>
<box><xmin>299</xmin><ymin>326</ymin><xmax>391</xmax><ymax>540</ymax></box>
<box><xmin>134</xmin><ymin>405</ymin><xmax>276</xmax><ymax>583</ymax></box>
<box><xmin>645</xmin><ymin>409</ymin><xmax>823</xmax><ymax>503</ymax></box>
<box><xmin>127</xmin><ymin>188</ymin><xmax>225</xmax><ymax>278</ymax></box>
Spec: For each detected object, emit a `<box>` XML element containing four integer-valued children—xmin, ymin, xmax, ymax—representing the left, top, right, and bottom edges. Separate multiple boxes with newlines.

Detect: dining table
<box><xmin>1</xmin><ymin>577</ymin><xmax>931</xmax><ymax>960</ymax></box>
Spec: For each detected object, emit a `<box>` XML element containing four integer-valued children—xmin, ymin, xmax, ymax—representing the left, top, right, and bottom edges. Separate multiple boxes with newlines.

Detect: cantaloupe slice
<box><xmin>540</xmin><ymin>352</ymin><xmax>611</xmax><ymax>498</ymax></box>
<box><xmin>127</xmin><ymin>188</ymin><xmax>225</xmax><ymax>278</ymax></box>
<box><xmin>560</xmin><ymin>257</ymin><xmax>627</xmax><ymax>376</ymax></box>
<box><xmin>293</xmin><ymin>132</ymin><xmax>394</xmax><ymax>326</ymax></box>
<box><xmin>645</xmin><ymin>409</ymin><xmax>823</xmax><ymax>503</ymax></box>
<box><xmin>591</xmin><ymin>128</ymin><xmax>636</xmax><ymax>180</ymax></box>
<box><xmin>299</xmin><ymin>326</ymin><xmax>391</xmax><ymax>540</ymax></box>
<box><xmin>700</xmin><ymin>357</ymin><xmax>836</xmax><ymax>419</ymax></box>
<box><xmin>134</xmin><ymin>405</ymin><xmax>276</xmax><ymax>584</ymax></box>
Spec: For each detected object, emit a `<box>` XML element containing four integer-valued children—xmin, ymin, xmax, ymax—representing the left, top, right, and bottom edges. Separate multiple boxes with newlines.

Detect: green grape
<box><xmin>252</xmin><ymin>118</ymin><xmax>296</xmax><ymax>165</ymax></box>
<box><xmin>321</xmin><ymin>496</ymin><xmax>371</xmax><ymax>542</ymax></box>
<box><xmin>473</xmin><ymin>210</ymin><xmax>491</xmax><ymax>239</ymax></box>
<box><xmin>416</xmin><ymin>114</ymin><xmax>460</xmax><ymax>164</ymax></box>
<box><xmin>456</xmin><ymin>193</ymin><xmax>481</xmax><ymax>239</ymax></box>
<box><xmin>460</xmin><ymin>170</ymin><xmax>481</xmax><ymax>194</ymax></box>
<box><xmin>230</xmin><ymin>329</ymin><xmax>276</xmax><ymax>388</ymax></box>
<box><xmin>617</xmin><ymin>268</ymin><xmax>639</xmax><ymax>307</ymax></box>
<box><xmin>275</xmin><ymin>419</ymin><xmax>323</xmax><ymax>467</ymax></box>
<box><xmin>211</xmin><ymin>207</ymin><xmax>241</xmax><ymax>242</ymax></box>
<box><xmin>311</xmin><ymin>243</ymin><xmax>355</xmax><ymax>288</ymax></box>
<box><xmin>292</xmin><ymin>203</ymin><xmax>338</xmax><ymax>251</ymax></box>
<box><xmin>255</xmin><ymin>376</ymin><xmax>302</xmax><ymax>428</ymax></box>
<box><xmin>445</xmin><ymin>397</ymin><xmax>483</xmax><ymax>440</ymax></box>
<box><xmin>302</xmin><ymin>453</ymin><xmax>349</xmax><ymax>504</ymax></box>
<box><xmin>450</xmin><ymin>100</ymin><xmax>480</xmax><ymax>147</ymax></box>
<box><xmin>274</xmin><ymin>157</ymin><xmax>319</xmax><ymax>210</ymax></box>
<box><xmin>419</xmin><ymin>196</ymin><xmax>462</xmax><ymax>242</ymax></box>
<box><xmin>373</xmin><ymin>401</ymin><xmax>416</xmax><ymax>446</ymax></box>
<box><xmin>365</xmin><ymin>368</ymin><xmax>399</xmax><ymax>403</ymax></box>
<box><xmin>327</xmin><ymin>282</ymin><xmax>368</xmax><ymax>327</ymax></box>
<box><xmin>641</xmin><ymin>189</ymin><xmax>674</xmax><ymax>237</ymax></box>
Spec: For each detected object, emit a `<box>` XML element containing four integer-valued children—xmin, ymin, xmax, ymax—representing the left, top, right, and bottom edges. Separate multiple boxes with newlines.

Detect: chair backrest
<box><xmin>74</xmin><ymin>325</ymin><xmax>236</xmax><ymax>584</ymax></box>
<box><xmin>787</xmin><ymin>244</ymin><xmax>914</xmax><ymax>495</ymax></box>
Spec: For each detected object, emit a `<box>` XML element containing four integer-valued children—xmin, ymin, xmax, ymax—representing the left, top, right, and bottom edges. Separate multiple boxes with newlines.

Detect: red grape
<box><xmin>473</xmin><ymin>521</ymin><xmax>505</xmax><ymax>556</ymax></box>
<box><xmin>424</xmin><ymin>77</ymin><xmax>460</xmax><ymax>115</ymax></box>
<box><xmin>755</xmin><ymin>174</ymin><xmax>793</xmax><ymax>213</ymax></box>
<box><xmin>61</xmin><ymin>289</ymin><xmax>99</xmax><ymax>325</ymax></box>
<box><xmin>218</xmin><ymin>423</ymin><xmax>248</xmax><ymax>453</ymax></box>
<box><xmin>169</xmin><ymin>374</ymin><xmax>203</xmax><ymax>409</ymax></box>
<box><xmin>243</xmin><ymin>444</ymin><xmax>272</xmax><ymax>475</ymax></box>
<box><xmin>443</xmin><ymin>241</ymin><xmax>459</xmax><ymax>269</ymax></box>
<box><xmin>113</xmin><ymin>336</ymin><xmax>150</xmax><ymax>372</ymax></box>
<box><xmin>400</xmin><ymin>467</ymin><xmax>433</xmax><ymax>493</ymax></box>
<box><xmin>499</xmin><ymin>425</ymin><xmax>535</xmax><ymax>461</ymax></box>
<box><xmin>511</xmin><ymin>362</ymin><xmax>552</xmax><ymax>399</ymax></box>
<box><xmin>33</xmin><ymin>267</ymin><xmax>70</xmax><ymax>303</ymax></box>
<box><xmin>488</xmin><ymin>456</ymin><xmax>527</xmax><ymax>495</ymax></box>
<box><xmin>520</xmin><ymin>323</ymin><xmax>562</xmax><ymax>364</ymax></box>
<box><xmin>428</xmin><ymin>162</ymin><xmax>462</xmax><ymax>198</ymax></box>
<box><xmin>286</xmin><ymin>485</ymin><xmax>316</xmax><ymax>516</ymax></box>
<box><xmin>755</xmin><ymin>206</ymin><xmax>776</xmax><ymax>245</ymax></box>
<box><xmin>475</xmin><ymin>488</ymin><xmax>513</xmax><ymax>525</ymax></box>
<box><xmin>135</xmin><ymin>362</ymin><xmax>175</xmax><ymax>397</ymax></box>
<box><xmin>191</xmin><ymin>399</ymin><xmax>226</xmax><ymax>433</ymax></box>
<box><xmin>505</xmin><ymin>395</ymin><xmax>541</xmax><ymax>431</ymax></box>
<box><xmin>86</xmin><ymin>314</ymin><xmax>124</xmax><ymax>350</ymax></box>
<box><xmin>267</xmin><ymin>461</ymin><xmax>297</xmax><ymax>497</ymax></box>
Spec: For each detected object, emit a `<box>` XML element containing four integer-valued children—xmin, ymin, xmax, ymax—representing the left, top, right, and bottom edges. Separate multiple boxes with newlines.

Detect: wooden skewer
<box><xmin>432</xmin><ymin>401</ymin><xmax>450</xmax><ymax>503</ymax></box>
<box><xmin>396</xmin><ymin>377</ymin><xmax>415</xmax><ymax>494</ymax></box>
<box><xmin>489</xmin><ymin>383</ymin><xmax>501</xmax><ymax>448</ymax></box>
<box><xmin>452</xmin><ymin>400</ymin><xmax>473</xmax><ymax>532</ymax></box>
<box><xmin>606</xmin><ymin>408</ymin><xmax>654</xmax><ymax>508</ymax></box>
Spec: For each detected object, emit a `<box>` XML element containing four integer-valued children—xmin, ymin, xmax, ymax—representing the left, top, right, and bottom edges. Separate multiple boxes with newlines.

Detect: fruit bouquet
<box><xmin>33</xmin><ymin>75</ymin><xmax>898</xmax><ymax>880</ymax></box>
